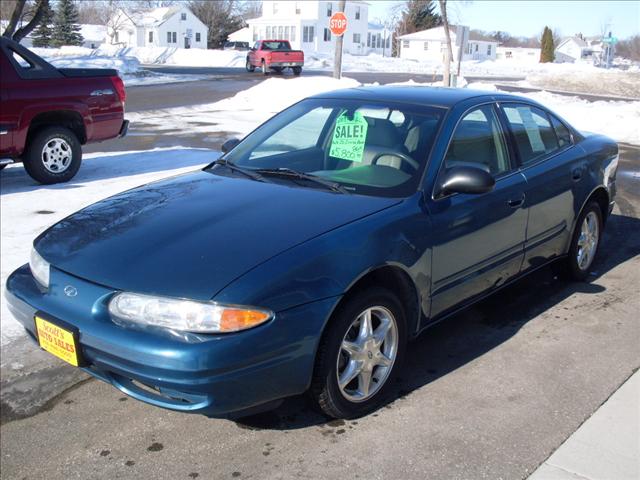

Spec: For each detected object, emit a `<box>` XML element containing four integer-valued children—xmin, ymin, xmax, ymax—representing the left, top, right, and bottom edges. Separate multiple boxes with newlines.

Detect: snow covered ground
<box><xmin>1</xmin><ymin>76</ymin><xmax>638</xmax><ymax>345</ymax></box>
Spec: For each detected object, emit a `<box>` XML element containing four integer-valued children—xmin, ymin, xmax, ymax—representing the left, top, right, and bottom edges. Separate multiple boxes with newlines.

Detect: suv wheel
<box><xmin>23</xmin><ymin>126</ymin><xmax>82</xmax><ymax>184</ymax></box>
<box><xmin>246</xmin><ymin>58</ymin><xmax>255</xmax><ymax>72</ymax></box>
<box><xmin>310</xmin><ymin>287</ymin><xmax>407</xmax><ymax>418</ymax></box>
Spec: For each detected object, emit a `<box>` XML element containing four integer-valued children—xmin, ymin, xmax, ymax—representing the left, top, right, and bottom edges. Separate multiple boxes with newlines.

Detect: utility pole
<box><xmin>333</xmin><ymin>0</ymin><xmax>347</xmax><ymax>79</ymax></box>
<box><xmin>439</xmin><ymin>0</ymin><xmax>453</xmax><ymax>87</ymax></box>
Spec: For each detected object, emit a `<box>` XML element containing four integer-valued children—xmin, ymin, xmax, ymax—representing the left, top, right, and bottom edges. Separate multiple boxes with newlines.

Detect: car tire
<box><xmin>564</xmin><ymin>201</ymin><xmax>603</xmax><ymax>281</ymax></box>
<box><xmin>310</xmin><ymin>286</ymin><xmax>407</xmax><ymax>418</ymax></box>
<box><xmin>23</xmin><ymin>126</ymin><xmax>82</xmax><ymax>184</ymax></box>
<box><xmin>293</xmin><ymin>66</ymin><xmax>302</xmax><ymax>76</ymax></box>
<box><xmin>262</xmin><ymin>60</ymin><xmax>269</xmax><ymax>76</ymax></box>
<box><xmin>245</xmin><ymin>58</ymin><xmax>255</xmax><ymax>72</ymax></box>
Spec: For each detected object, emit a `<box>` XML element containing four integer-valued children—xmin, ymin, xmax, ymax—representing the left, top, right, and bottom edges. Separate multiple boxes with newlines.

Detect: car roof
<box><xmin>310</xmin><ymin>85</ymin><xmax>534</xmax><ymax>109</ymax></box>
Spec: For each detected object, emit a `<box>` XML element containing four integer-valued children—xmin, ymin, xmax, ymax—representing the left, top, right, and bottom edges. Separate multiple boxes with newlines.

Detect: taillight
<box><xmin>110</xmin><ymin>75</ymin><xmax>126</xmax><ymax>105</ymax></box>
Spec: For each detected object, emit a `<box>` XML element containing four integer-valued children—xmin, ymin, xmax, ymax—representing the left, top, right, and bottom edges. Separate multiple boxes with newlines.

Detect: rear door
<box><xmin>427</xmin><ymin>104</ymin><xmax>528</xmax><ymax>317</ymax></box>
<box><xmin>498</xmin><ymin>103</ymin><xmax>585</xmax><ymax>269</ymax></box>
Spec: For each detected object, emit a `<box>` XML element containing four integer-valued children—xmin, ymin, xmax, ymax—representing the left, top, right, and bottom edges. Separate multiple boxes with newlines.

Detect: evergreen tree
<box><xmin>540</xmin><ymin>26</ymin><xmax>555</xmax><ymax>63</ymax></box>
<box><xmin>51</xmin><ymin>0</ymin><xmax>83</xmax><ymax>47</ymax></box>
<box><xmin>32</xmin><ymin>1</ymin><xmax>54</xmax><ymax>48</ymax></box>
<box><xmin>398</xmin><ymin>0</ymin><xmax>442</xmax><ymax>36</ymax></box>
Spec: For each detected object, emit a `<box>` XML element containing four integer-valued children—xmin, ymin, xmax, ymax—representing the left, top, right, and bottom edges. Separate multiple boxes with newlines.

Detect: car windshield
<box><xmin>262</xmin><ymin>41</ymin><xmax>290</xmax><ymax>50</ymax></box>
<box><xmin>213</xmin><ymin>98</ymin><xmax>445</xmax><ymax>197</ymax></box>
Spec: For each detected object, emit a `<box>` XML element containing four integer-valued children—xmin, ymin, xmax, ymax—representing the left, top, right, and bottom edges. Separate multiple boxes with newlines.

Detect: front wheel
<box><xmin>23</xmin><ymin>126</ymin><xmax>82</xmax><ymax>184</ymax></box>
<box><xmin>262</xmin><ymin>60</ymin><xmax>269</xmax><ymax>76</ymax></box>
<box><xmin>310</xmin><ymin>287</ymin><xmax>407</xmax><ymax>418</ymax></box>
<box><xmin>564</xmin><ymin>201</ymin><xmax>603</xmax><ymax>280</ymax></box>
<box><xmin>293</xmin><ymin>66</ymin><xmax>302</xmax><ymax>76</ymax></box>
<box><xmin>245</xmin><ymin>58</ymin><xmax>255</xmax><ymax>72</ymax></box>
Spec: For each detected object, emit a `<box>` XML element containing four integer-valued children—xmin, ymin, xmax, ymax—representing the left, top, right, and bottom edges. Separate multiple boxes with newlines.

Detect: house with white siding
<box><xmin>496</xmin><ymin>46</ymin><xmax>541</xmax><ymax>63</ymax></box>
<box><xmin>108</xmin><ymin>5</ymin><xmax>208</xmax><ymax>49</ymax></box>
<box><xmin>233</xmin><ymin>0</ymin><xmax>380</xmax><ymax>55</ymax></box>
<box><xmin>398</xmin><ymin>26</ymin><xmax>498</xmax><ymax>62</ymax></box>
<box><xmin>555</xmin><ymin>36</ymin><xmax>589</xmax><ymax>63</ymax></box>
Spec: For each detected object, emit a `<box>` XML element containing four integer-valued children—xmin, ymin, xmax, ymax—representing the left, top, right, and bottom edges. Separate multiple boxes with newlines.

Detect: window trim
<box><xmin>496</xmin><ymin>101</ymin><xmax>575</xmax><ymax>171</ymax></box>
<box><xmin>432</xmin><ymin>102</ymin><xmax>517</xmax><ymax>201</ymax></box>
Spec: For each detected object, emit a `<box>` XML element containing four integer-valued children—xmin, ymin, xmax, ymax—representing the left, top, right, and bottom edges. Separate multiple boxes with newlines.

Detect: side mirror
<box><xmin>221</xmin><ymin>138</ymin><xmax>240</xmax><ymax>153</ymax></box>
<box><xmin>436</xmin><ymin>166</ymin><xmax>495</xmax><ymax>197</ymax></box>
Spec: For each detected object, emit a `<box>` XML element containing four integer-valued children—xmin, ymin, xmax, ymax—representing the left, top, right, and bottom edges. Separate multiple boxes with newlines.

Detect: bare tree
<box><xmin>188</xmin><ymin>0</ymin><xmax>243</xmax><ymax>49</ymax></box>
<box><xmin>0</xmin><ymin>0</ymin><xmax>21</xmax><ymax>21</ymax></box>
<box><xmin>3</xmin><ymin>0</ymin><xmax>51</xmax><ymax>43</ymax></box>
<box><xmin>438</xmin><ymin>0</ymin><xmax>453</xmax><ymax>87</ymax></box>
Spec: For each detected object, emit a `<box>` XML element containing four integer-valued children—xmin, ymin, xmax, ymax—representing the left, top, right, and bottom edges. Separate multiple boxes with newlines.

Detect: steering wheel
<box><xmin>371</xmin><ymin>150</ymin><xmax>420</xmax><ymax>171</ymax></box>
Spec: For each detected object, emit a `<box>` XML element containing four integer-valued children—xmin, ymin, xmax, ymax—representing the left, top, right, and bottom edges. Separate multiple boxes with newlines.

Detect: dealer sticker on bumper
<box><xmin>35</xmin><ymin>316</ymin><xmax>80</xmax><ymax>366</ymax></box>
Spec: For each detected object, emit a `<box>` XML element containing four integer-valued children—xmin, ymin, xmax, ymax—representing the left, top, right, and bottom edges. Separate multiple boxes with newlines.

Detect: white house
<box><xmin>554</xmin><ymin>36</ymin><xmax>589</xmax><ymax>63</ymax></box>
<box><xmin>398</xmin><ymin>26</ymin><xmax>498</xmax><ymax>62</ymax></box>
<box><xmin>496</xmin><ymin>46</ymin><xmax>541</xmax><ymax>63</ymax></box>
<box><xmin>80</xmin><ymin>24</ymin><xmax>107</xmax><ymax>49</ymax></box>
<box><xmin>108</xmin><ymin>5</ymin><xmax>208</xmax><ymax>49</ymax></box>
<box><xmin>236</xmin><ymin>0</ymin><xmax>376</xmax><ymax>55</ymax></box>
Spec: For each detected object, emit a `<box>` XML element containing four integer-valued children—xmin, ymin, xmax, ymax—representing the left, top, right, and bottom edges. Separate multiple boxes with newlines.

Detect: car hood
<box><xmin>35</xmin><ymin>170</ymin><xmax>401</xmax><ymax>300</ymax></box>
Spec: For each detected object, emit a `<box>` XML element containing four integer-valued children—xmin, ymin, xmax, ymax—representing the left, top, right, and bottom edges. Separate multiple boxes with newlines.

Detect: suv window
<box><xmin>12</xmin><ymin>50</ymin><xmax>32</xmax><ymax>69</ymax></box>
<box><xmin>501</xmin><ymin>104</ymin><xmax>560</xmax><ymax>165</ymax></box>
<box><xmin>444</xmin><ymin>105</ymin><xmax>510</xmax><ymax>176</ymax></box>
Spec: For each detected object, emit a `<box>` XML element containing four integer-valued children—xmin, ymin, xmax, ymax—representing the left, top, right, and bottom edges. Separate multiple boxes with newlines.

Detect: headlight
<box><xmin>108</xmin><ymin>292</ymin><xmax>273</xmax><ymax>333</ymax></box>
<box><xmin>30</xmin><ymin>247</ymin><xmax>50</xmax><ymax>288</ymax></box>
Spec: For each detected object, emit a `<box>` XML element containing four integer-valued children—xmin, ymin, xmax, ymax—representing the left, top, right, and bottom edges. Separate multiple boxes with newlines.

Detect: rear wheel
<box><xmin>310</xmin><ymin>287</ymin><xmax>407</xmax><ymax>418</ymax></box>
<box><xmin>272</xmin><ymin>66</ymin><xmax>284</xmax><ymax>73</ymax></box>
<box><xmin>23</xmin><ymin>126</ymin><xmax>82</xmax><ymax>184</ymax></box>
<box><xmin>245</xmin><ymin>58</ymin><xmax>255</xmax><ymax>72</ymax></box>
<box><xmin>564</xmin><ymin>201</ymin><xmax>603</xmax><ymax>280</ymax></box>
<box><xmin>293</xmin><ymin>66</ymin><xmax>302</xmax><ymax>76</ymax></box>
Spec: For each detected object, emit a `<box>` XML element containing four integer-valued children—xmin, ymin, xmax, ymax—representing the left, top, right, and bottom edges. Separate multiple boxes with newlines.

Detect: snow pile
<box><xmin>96</xmin><ymin>44</ymin><xmax>247</xmax><ymax>68</ymax></box>
<box><xmin>127</xmin><ymin>76</ymin><xmax>360</xmax><ymax>136</ymax></box>
<box><xmin>0</xmin><ymin>147</ymin><xmax>217</xmax><ymax>346</ymax></box>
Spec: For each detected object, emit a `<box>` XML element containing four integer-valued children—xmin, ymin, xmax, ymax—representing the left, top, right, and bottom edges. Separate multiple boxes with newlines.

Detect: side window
<box><xmin>550</xmin><ymin>114</ymin><xmax>572</xmax><ymax>148</ymax></box>
<box><xmin>250</xmin><ymin>107</ymin><xmax>333</xmax><ymax>159</ymax></box>
<box><xmin>12</xmin><ymin>50</ymin><xmax>33</xmax><ymax>69</ymax></box>
<box><xmin>444</xmin><ymin>105</ymin><xmax>510</xmax><ymax>176</ymax></box>
<box><xmin>501</xmin><ymin>104</ymin><xmax>560</xmax><ymax>165</ymax></box>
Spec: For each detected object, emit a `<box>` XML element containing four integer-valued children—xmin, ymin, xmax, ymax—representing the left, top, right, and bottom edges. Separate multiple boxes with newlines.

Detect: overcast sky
<box><xmin>367</xmin><ymin>0</ymin><xmax>640</xmax><ymax>39</ymax></box>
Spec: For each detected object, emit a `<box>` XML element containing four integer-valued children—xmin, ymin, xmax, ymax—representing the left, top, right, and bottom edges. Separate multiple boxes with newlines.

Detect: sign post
<box><xmin>331</xmin><ymin>2</ymin><xmax>347</xmax><ymax>79</ymax></box>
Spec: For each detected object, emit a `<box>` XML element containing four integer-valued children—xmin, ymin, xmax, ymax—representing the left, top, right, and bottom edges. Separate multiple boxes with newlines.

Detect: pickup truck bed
<box><xmin>0</xmin><ymin>37</ymin><xmax>128</xmax><ymax>184</ymax></box>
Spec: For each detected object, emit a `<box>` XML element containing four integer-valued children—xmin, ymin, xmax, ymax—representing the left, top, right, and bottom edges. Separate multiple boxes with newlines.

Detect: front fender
<box><xmin>213</xmin><ymin>194</ymin><xmax>433</xmax><ymax>318</ymax></box>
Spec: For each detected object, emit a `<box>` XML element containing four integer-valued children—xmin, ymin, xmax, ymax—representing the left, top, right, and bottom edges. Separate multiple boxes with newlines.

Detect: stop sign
<box><xmin>329</xmin><ymin>12</ymin><xmax>348</xmax><ymax>37</ymax></box>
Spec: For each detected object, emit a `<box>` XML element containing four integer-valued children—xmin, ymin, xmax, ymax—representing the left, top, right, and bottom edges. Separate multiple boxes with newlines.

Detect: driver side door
<box><xmin>427</xmin><ymin>104</ymin><xmax>528</xmax><ymax>318</ymax></box>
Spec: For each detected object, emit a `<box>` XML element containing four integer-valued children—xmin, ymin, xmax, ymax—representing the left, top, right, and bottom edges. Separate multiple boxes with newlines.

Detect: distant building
<box><xmin>398</xmin><ymin>26</ymin><xmax>498</xmax><ymax>62</ymax></box>
<box><xmin>108</xmin><ymin>5</ymin><xmax>208</xmax><ymax>49</ymax></box>
<box><xmin>235</xmin><ymin>0</ymin><xmax>376</xmax><ymax>55</ymax></box>
<box><xmin>496</xmin><ymin>46</ymin><xmax>541</xmax><ymax>63</ymax></box>
<box><xmin>555</xmin><ymin>36</ymin><xmax>589</xmax><ymax>63</ymax></box>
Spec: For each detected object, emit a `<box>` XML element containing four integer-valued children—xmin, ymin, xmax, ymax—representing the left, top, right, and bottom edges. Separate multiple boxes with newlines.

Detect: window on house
<box><xmin>376</xmin><ymin>34</ymin><xmax>381</xmax><ymax>48</ymax></box>
<box><xmin>148</xmin><ymin>31</ymin><xmax>153</xmax><ymax>43</ymax></box>
<box><xmin>253</xmin><ymin>27</ymin><xmax>258</xmax><ymax>41</ymax></box>
<box><xmin>167</xmin><ymin>32</ymin><xmax>171</xmax><ymax>43</ymax></box>
<box><xmin>367</xmin><ymin>33</ymin><xmax>371</xmax><ymax>47</ymax></box>
<box><xmin>291</xmin><ymin>26</ymin><xmax>296</xmax><ymax>41</ymax></box>
<box><xmin>487</xmin><ymin>44</ymin><xmax>492</xmax><ymax>55</ymax></box>
<box><xmin>403</xmin><ymin>40</ymin><xmax>409</xmax><ymax>48</ymax></box>
<box><xmin>173</xmin><ymin>32</ymin><xmax>177</xmax><ymax>43</ymax></box>
<box><xmin>324</xmin><ymin>28</ymin><xmax>331</xmax><ymax>42</ymax></box>
<box><xmin>266</xmin><ymin>26</ymin><xmax>271</xmax><ymax>38</ymax></box>
<box><xmin>278</xmin><ymin>25</ymin><xmax>284</xmax><ymax>38</ymax></box>
<box><xmin>181</xmin><ymin>13</ymin><xmax>186</xmax><ymax>20</ymax></box>
<box><xmin>303</xmin><ymin>25</ymin><xmax>314</xmax><ymax>42</ymax></box>
<box><xmin>386</xmin><ymin>37</ymin><xmax>390</xmax><ymax>48</ymax></box>
<box><xmin>196</xmin><ymin>32</ymin><xmax>201</xmax><ymax>42</ymax></box>
<box><xmin>353</xmin><ymin>33</ymin><xmax>361</xmax><ymax>43</ymax></box>
<box><xmin>355</xmin><ymin>6</ymin><xmax>360</xmax><ymax>19</ymax></box>
<box><xmin>423</xmin><ymin>41</ymin><xmax>428</xmax><ymax>50</ymax></box>
<box><xmin>295</xmin><ymin>2</ymin><xmax>301</xmax><ymax>14</ymax></box>
<box><xmin>285</xmin><ymin>26</ymin><xmax>290</xmax><ymax>40</ymax></box>
<box><xmin>474</xmin><ymin>43</ymin><xmax>478</xmax><ymax>52</ymax></box>
<box><xmin>273</xmin><ymin>2</ymin><xmax>278</xmax><ymax>14</ymax></box>
<box><xmin>327</xmin><ymin>2</ymin><xmax>332</xmax><ymax>17</ymax></box>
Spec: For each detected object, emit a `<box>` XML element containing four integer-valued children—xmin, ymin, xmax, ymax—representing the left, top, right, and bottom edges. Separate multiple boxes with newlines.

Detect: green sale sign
<box><xmin>329</xmin><ymin>112</ymin><xmax>369</xmax><ymax>162</ymax></box>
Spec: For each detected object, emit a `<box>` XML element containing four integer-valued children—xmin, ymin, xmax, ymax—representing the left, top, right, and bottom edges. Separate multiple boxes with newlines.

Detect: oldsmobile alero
<box><xmin>6</xmin><ymin>86</ymin><xmax>618</xmax><ymax>418</ymax></box>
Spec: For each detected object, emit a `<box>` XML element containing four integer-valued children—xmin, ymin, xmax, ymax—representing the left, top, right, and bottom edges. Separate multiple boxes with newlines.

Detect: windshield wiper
<box><xmin>256</xmin><ymin>167</ymin><xmax>348</xmax><ymax>194</ymax></box>
<box><xmin>212</xmin><ymin>159</ymin><xmax>264</xmax><ymax>182</ymax></box>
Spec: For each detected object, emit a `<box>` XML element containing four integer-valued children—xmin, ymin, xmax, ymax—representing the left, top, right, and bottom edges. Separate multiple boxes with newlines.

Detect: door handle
<box><xmin>572</xmin><ymin>168</ymin><xmax>583</xmax><ymax>181</ymax></box>
<box><xmin>507</xmin><ymin>194</ymin><xmax>525</xmax><ymax>208</ymax></box>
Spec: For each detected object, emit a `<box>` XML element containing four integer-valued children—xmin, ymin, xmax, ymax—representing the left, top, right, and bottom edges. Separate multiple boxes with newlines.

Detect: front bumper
<box><xmin>6</xmin><ymin>265</ymin><xmax>339</xmax><ymax>416</ymax></box>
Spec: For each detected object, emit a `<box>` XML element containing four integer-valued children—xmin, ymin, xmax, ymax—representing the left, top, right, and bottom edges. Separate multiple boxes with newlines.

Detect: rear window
<box><xmin>262</xmin><ymin>41</ymin><xmax>290</xmax><ymax>50</ymax></box>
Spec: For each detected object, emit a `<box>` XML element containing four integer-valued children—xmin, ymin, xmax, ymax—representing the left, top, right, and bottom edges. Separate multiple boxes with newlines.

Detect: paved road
<box><xmin>1</xmin><ymin>144</ymin><xmax>638</xmax><ymax>479</ymax></box>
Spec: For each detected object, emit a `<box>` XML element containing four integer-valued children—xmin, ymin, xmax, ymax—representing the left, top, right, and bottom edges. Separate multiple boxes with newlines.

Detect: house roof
<box><xmin>80</xmin><ymin>24</ymin><xmax>107</xmax><ymax>42</ymax></box>
<box><xmin>557</xmin><ymin>36</ymin><xmax>588</xmax><ymax>49</ymax></box>
<box><xmin>125</xmin><ymin>6</ymin><xmax>183</xmax><ymax>28</ymax></box>
<box><xmin>398</xmin><ymin>25</ymin><xmax>497</xmax><ymax>43</ymax></box>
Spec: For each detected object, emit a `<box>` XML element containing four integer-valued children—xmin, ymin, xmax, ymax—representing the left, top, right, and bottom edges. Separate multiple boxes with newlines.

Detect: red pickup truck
<box><xmin>0</xmin><ymin>37</ymin><xmax>128</xmax><ymax>184</ymax></box>
<box><xmin>246</xmin><ymin>40</ymin><xmax>304</xmax><ymax>76</ymax></box>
